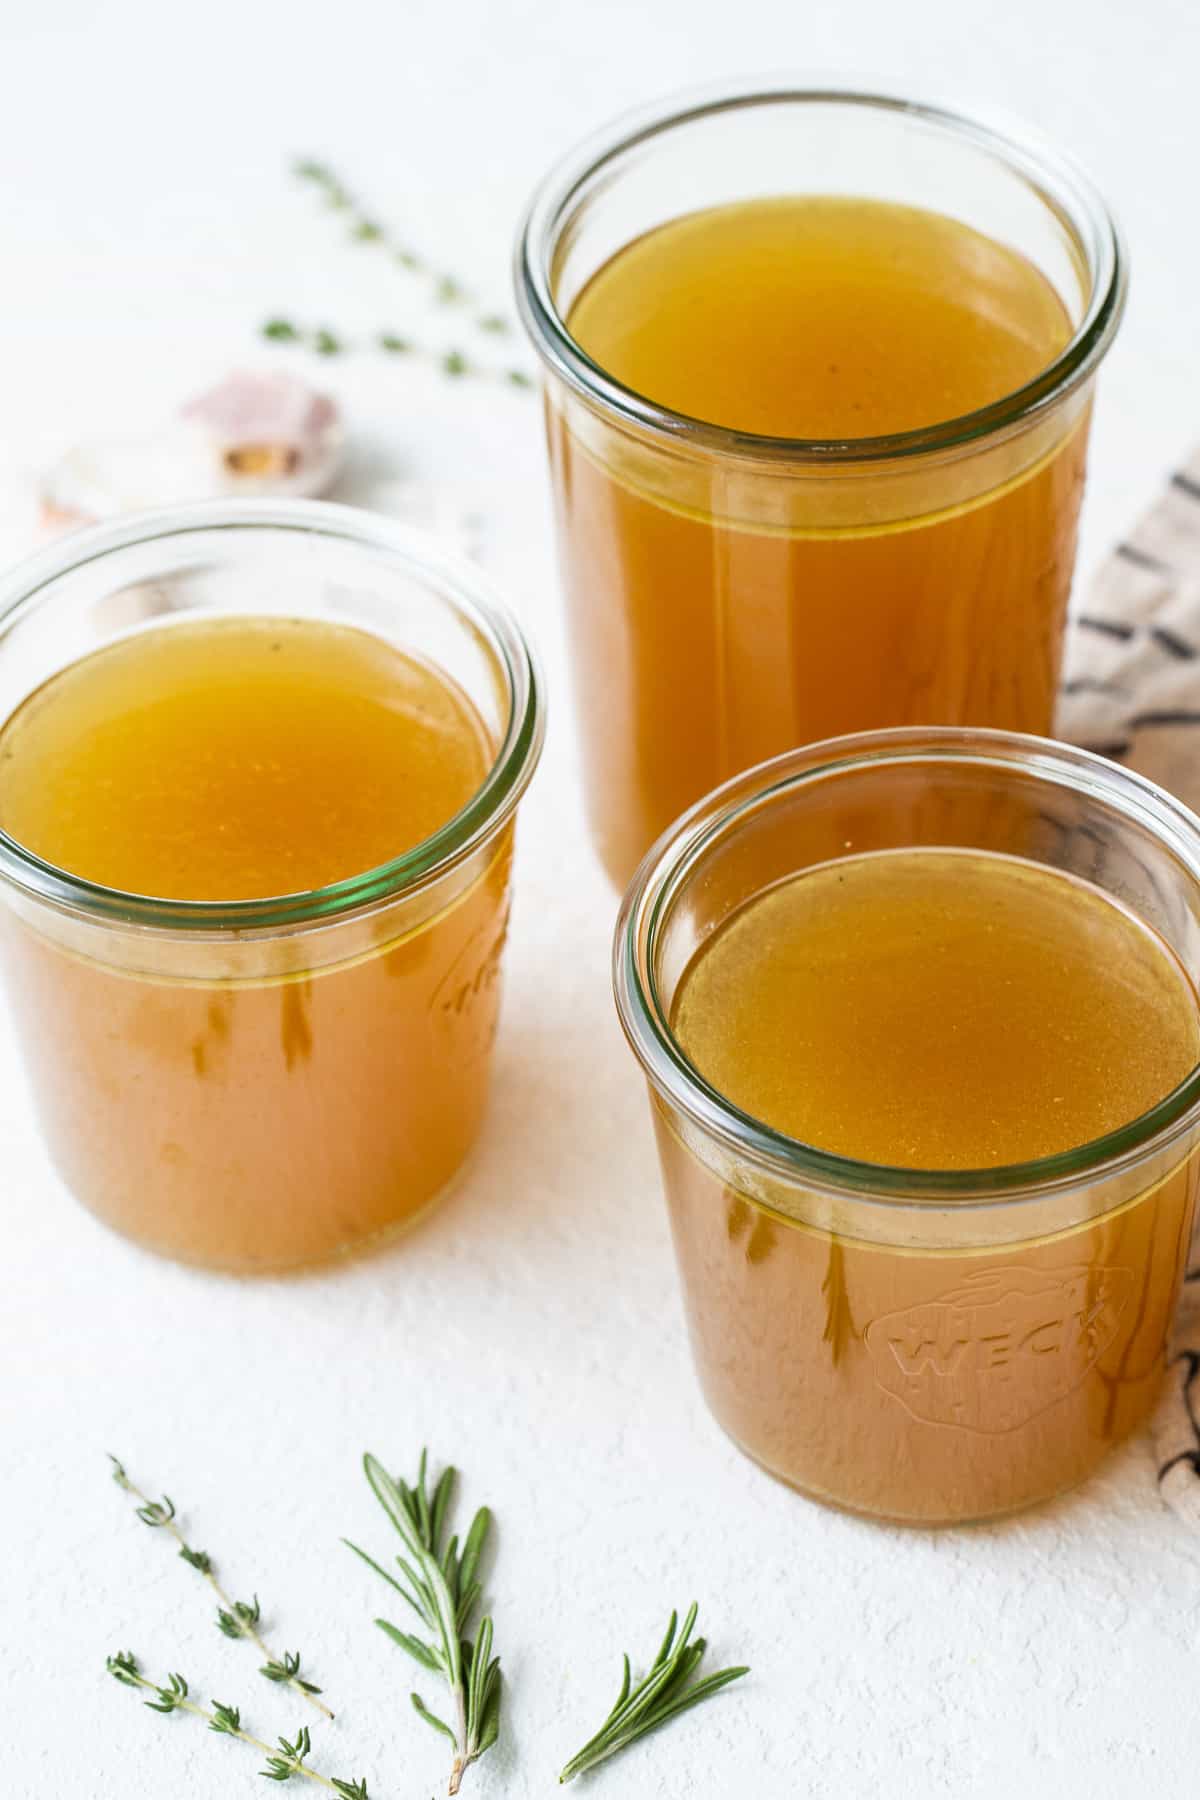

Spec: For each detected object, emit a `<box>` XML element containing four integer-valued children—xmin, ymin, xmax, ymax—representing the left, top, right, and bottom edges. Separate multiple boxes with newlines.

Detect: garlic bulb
<box><xmin>40</xmin><ymin>372</ymin><xmax>344</xmax><ymax>532</ymax></box>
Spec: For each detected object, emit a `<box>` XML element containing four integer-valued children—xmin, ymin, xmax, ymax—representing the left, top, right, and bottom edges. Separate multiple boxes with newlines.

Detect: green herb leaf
<box><xmin>559</xmin><ymin>1604</ymin><xmax>748</xmax><ymax>1783</ymax></box>
<box><xmin>146</xmin><ymin>1671</ymin><xmax>190</xmax><ymax>1715</ymax></box>
<box><xmin>374</xmin><ymin>1619</ymin><xmax>443</xmax><ymax>1673</ymax></box>
<box><xmin>135</xmin><ymin>1493</ymin><xmax>175</xmax><ymax>1527</ymax></box>
<box><xmin>411</xmin><ymin>1692</ymin><xmax>456</xmax><ymax>1744</ymax></box>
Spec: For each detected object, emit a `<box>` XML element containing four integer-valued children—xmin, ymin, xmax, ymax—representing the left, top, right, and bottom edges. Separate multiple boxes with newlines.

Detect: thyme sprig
<box><xmin>345</xmin><ymin>1451</ymin><xmax>501</xmax><ymax>1796</ymax></box>
<box><xmin>265</xmin><ymin>157</ymin><xmax>534</xmax><ymax>385</ymax></box>
<box><xmin>260</xmin><ymin>317</ymin><xmax>532</xmax><ymax>387</ymax></box>
<box><xmin>105</xmin><ymin>1654</ymin><xmax>367</xmax><ymax>1795</ymax></box>
<box><xmin>558</xmin><ymin>1603</ymin><xmax>748</xmax><ymax>1783</ymax></box>
<box><xmin>292</xmin><ymin>158</ymin><xmax>510</xmax><ymax>336</ymax></box>
<box><xmin>109</xmin><ymin>1456</ymin><xmax>332</xmax><ymax>1720</ymax></box>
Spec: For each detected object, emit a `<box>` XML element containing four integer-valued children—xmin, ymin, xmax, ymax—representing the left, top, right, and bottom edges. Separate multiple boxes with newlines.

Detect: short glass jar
<box><xmin>518</xmin><ymin>83</ymin><xmax>1127</xmax><ymax>887</ymax></box>
<box><xmin>615</xmin><ymin>729</ymin><xmax>1200</xmax><ymax>1524</ymax></box>
<box><xmin>0</xmin><ymin>501</ymin><xmax>544</xmax><ymax>1272</ymax></box>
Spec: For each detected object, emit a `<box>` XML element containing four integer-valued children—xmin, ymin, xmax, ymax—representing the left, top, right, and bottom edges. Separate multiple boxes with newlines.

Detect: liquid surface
<box><xmin>0</xmin><ymin>616</ymin><xmax>491</xmax><ymax>901</ymax></box>
<box><xmin>671</xmin><ymin>850</ymin><xmax>1200</xmax><ymax>1168</ymax></box>
<box><xmin>568</xmin><ymin>197</ymin><xmax>1071</xmax><ymax>437</ymax></box>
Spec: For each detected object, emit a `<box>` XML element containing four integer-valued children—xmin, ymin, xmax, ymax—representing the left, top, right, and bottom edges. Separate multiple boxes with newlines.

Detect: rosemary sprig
<box><xmin>558</xmin><ymin>1603</ymin><xmax>748</xmax><ymax>1783</ymax></box>
<box><xmin>106</xmin><ymin>1654</ymin><xmax>367</xmax><ymax>1795</ymax></box>
<box><xmin>109</xmin><ymin>1456</ymin><xmax>332</xmax><ymax>1720</ymax></box>
<box><xmin>345</xmin><ymin>1451</ymin><xmax>501</xmax><ymax>1796</ymax></box>
<box><xmin>260</xmin><ymin>316</ymin><xmax>533</xmax><ymax>387</ymax></box>
<box><xmin>291</xmin><ymin>157</ymin><xmax>510</xmax><ymax>336</ymax></box>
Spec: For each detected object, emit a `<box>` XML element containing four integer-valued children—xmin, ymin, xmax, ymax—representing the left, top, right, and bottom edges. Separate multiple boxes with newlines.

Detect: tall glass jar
<box><xmin>615</xmin><ymin>729</ymin><xmax>1200</xmax><ymax>1524</ymax></box>
<box><xmin>518</xmin><ymin>84</ymin><xmax>1128</xmax><ymax>887</ymax></box>
<box><xmin>0</xmin><ymin>501</ymin><xmax>544</xmax><ymax>1272</ymax></box>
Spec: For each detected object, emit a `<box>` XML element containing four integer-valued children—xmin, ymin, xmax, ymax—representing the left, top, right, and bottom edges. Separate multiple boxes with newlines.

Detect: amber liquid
<box><xmin>554</xmin><ymin>198</ymin><xmax>1088</xmax><ymax>885</ymax></box>
<box><xmin>0</xmin><ymin>617</ymin><xmax>508</xmax><ymax>1270</ymax></box>
<box><xmin>664</xmin><ymin>851</ymin><xmax>1200</xmax><ymax>1522</ymax></box>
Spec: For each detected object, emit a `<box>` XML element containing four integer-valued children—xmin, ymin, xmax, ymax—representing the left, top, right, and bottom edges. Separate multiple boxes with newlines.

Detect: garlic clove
<box><xmin>180</xmin><ymin>370</ymin><xmax>343</xmax><ymax>498</ymax></box>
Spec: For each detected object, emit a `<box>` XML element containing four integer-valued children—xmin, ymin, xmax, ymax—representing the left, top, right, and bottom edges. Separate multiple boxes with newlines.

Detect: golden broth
<box><xmin>662</xmin><ymin>850</ymin><xmax>1200</xmax><ymax>1522</ymax></box>
<box><xmin>0</xmin><ymin>616</ymin><xmax>509</xmax><ymax>1270</ymax></box>
<box><xmin>552</xmin><ymin>198</ymin><xmax>1087</xmax><ymax>885</ymax></box>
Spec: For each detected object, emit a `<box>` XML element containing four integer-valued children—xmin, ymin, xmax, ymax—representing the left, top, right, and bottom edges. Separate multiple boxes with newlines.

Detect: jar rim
<box><xmin>613</xmin><ymin>727</ymin><xmax>1200</xmax><ymax>1207</ymax></box>
<box><xmin>515</xmin><ymin>79</ymin><xmax>1128</xmax><ymax>465</ymax></box>
<box><xmin>0</xmin><ymin>499</ymin><xmax>545</xmax><ymax>935</ymax></box>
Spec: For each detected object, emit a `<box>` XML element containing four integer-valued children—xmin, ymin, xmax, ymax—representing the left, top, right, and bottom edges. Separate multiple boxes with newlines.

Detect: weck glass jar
<box><xmin>0</xmin><ymin>501</ymin><xmax>544</xmax><ymax>1272</ymax></box>
<box><xmin>518</xmin><ymin>83</ymin><xmax>1128</xmax><ymax>887</ymax></box>
<box><xmin>615</xmin><ymin>729</ymin><xmax>1200</xmax><ymax>1524</ymax></box>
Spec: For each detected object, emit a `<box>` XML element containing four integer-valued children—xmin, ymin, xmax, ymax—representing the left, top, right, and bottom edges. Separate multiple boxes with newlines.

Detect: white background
<box><xmin>2</xmin><ymin>2</ymin><xmax>1200</xmax><ymax>1797</ymax></box>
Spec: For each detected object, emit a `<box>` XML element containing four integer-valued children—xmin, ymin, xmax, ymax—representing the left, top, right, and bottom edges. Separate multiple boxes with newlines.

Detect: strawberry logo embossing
<box><xmin>864</xmin><ymin>1265</ymin><xmax>1134</xmax><ymax>1435</ymax></box>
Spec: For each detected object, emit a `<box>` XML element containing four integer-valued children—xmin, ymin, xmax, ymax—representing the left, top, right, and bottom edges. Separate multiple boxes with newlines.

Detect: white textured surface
<box><xmin>3</xmin><ymin>4</ymin><xmax>1200</xmax><ymax>1797</ymax></box>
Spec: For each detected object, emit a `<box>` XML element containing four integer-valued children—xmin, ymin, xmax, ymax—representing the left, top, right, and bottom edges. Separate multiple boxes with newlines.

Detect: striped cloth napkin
<box><xmin>1058</xmin><ymin>450</ymin><xmax>1200</xmax><ymax>1525</ymax></box>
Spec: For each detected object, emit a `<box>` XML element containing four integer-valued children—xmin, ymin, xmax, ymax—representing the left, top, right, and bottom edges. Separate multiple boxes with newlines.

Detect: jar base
<box><xmin>61</xmin><ymin>1142</ymin><xmax>480</xmax><ymax>1277</ymax></box>
<box><xmin>710</xmin><ymin>1408</ymin><xmax>1150</xmax><ymax>1529</ymax></box>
